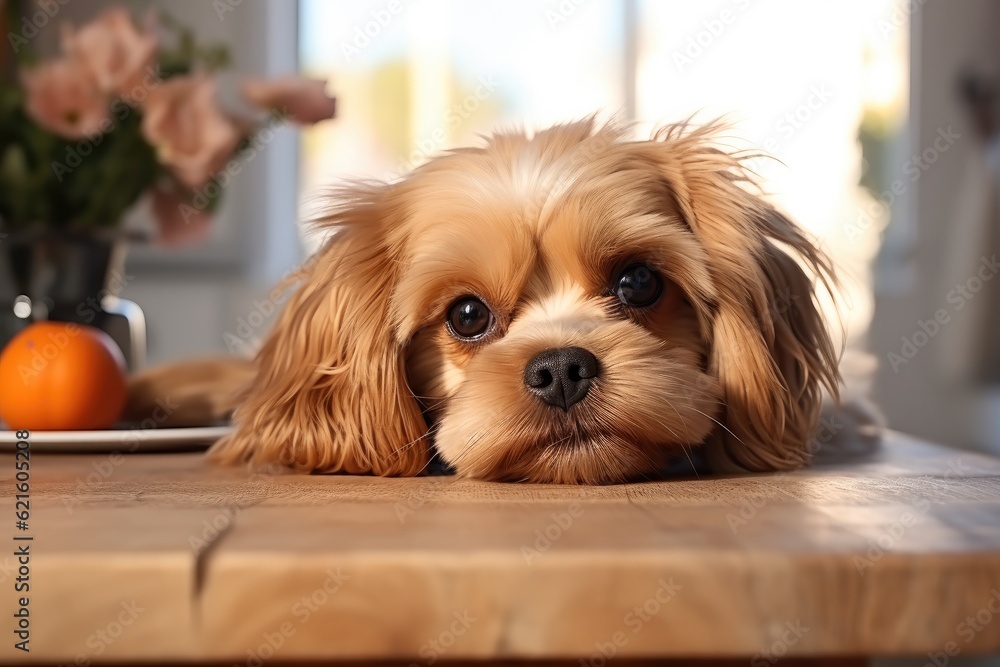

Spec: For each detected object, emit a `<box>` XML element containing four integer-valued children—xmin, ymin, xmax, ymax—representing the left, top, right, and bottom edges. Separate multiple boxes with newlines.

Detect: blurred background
<box><xmin>2</xmin><ymin>0</ymin><xmax>999</xmax><ymax>458</ymax></box>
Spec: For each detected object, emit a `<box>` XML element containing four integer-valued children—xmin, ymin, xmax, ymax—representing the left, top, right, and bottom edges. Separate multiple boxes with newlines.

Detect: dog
<box><xmin>131</xmin><ymin>118</ymin><xmax>853</xmax><ymax>484</ymax></box>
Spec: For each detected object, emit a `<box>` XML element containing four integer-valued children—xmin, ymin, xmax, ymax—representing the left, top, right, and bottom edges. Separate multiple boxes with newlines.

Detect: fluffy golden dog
<box><xmin>201</xmin><ymin>118</ymin><xmax>840</xmax><ymax>484</ymax></box>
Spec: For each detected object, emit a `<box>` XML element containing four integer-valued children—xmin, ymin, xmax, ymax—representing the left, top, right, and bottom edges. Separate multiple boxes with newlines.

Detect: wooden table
<box><xmin>1</xmin><ymin>431</ymin><xmax>999</xmax><ymax>665</ymax></box>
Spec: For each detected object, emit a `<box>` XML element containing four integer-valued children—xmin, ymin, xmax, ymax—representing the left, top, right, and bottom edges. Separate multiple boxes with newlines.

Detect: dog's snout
<box><xmin>524</xmin><ymin>347</ymin><xmax>598</xmax><ymax>411</ymax></box>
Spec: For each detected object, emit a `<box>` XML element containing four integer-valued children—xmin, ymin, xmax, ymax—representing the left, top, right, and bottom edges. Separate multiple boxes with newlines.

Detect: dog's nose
<box><xmin>524</xmin><ymin>347</ymin><xmax>599</xmax><ymax>411</ymax></box>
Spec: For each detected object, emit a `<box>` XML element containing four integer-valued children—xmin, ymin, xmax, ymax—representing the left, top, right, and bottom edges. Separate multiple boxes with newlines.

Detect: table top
<box><xmin>2</xmin><ymin>430</ymin><xmax>999</xmax><ymax>663</ymax></box>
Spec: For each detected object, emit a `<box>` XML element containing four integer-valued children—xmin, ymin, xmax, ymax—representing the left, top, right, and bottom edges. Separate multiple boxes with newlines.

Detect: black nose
<box><xmin>524</xmin><ymin>347</ymin><xmax>599</xmax><ymax>411</ymax></box>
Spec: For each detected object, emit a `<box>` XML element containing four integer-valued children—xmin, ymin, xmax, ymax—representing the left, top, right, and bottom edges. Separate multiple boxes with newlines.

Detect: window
<box><xmin>299</xmin><ymin>0</ymin><xmax>909</xmax><ymax>363</ymax></box>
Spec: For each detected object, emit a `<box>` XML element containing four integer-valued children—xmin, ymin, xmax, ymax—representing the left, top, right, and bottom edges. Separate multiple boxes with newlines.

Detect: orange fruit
<box><xmin>0</xmin><ymin>322</ymin><xmax>127</xmax><ymax>430</ymax></box>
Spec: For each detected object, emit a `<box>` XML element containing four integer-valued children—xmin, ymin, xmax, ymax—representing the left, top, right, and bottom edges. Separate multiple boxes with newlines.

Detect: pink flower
<box><xmin>20</xmin><ymin>58</ymin><xmax>109</xmax><ymax>140</ymax></box>
<box><xmin>61</xmin><ymin>8</ymin><xmax>158</xmax><ymax>100</ymax></box>
<box><xmin>241</xmin><ymin>76</ymin><xmax>337</xmax><ymax>124</ymax></box>
<box><xmin>150</xmin><ymin>183</ymin><xmax>213</xmax><ymax>246</ymax></box>
<box><xmin>141</xmin><ymin>75</ymin><xmax>242</xmax><ymax>189</ymax></box>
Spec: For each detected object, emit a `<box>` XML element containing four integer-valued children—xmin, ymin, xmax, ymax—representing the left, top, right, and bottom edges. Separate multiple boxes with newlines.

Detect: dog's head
<box><xmin>210</xmin><ymin>119</ymin><xmax>840</xmax><ymax>483</ymax></box>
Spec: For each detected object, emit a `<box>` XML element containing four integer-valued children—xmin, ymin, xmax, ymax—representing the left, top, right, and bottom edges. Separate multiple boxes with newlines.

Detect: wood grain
<box><xmin>0</xmin><ymin>431</ymin><xmax>998</xmax><ymax>663</ymax></box>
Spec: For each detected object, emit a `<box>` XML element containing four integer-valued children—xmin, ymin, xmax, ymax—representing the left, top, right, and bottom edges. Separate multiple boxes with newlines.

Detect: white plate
<box><xmin>0</xmin><ymin>425</ymin><xmax>232</xmax><ymax>452</ymax></box>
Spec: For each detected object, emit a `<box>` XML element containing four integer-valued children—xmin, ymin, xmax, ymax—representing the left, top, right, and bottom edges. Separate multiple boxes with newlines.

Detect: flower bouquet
<box><xmin>0</xmin><ymin>4</ymin><xmax>336</xmax><ymax>359</ymax></box>
<box><xmin>0</xmin><ymin>5</ymin><xmax>336</xmax><ymax>244</ymax></box>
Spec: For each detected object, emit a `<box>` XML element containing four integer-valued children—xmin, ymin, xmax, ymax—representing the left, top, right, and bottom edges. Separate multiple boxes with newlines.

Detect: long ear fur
<box><xmin>646</xmin><ymin>123</ymin><xmax>841</xmax><ymax>472</ymax></box>
<box><xmin>208</xmin><ymin>186</ymin><xmax>428</xmax><ymax>475</ymax></box>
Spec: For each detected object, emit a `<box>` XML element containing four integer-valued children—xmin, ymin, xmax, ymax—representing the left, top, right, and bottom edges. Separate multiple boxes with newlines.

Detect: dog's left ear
<box><xmin>642</xmin><ymin>124</ymin><xmax>841</xmax><ymax>472</ymax></box>
<box><xmin>208</xmin><ymin>185</ymin><xmax>428</xmax><ymax>475</ymax></box>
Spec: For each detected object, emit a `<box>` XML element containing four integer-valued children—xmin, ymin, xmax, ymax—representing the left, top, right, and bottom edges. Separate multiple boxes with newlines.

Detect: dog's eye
<box><xmin>614</xmin><ymin>263</ymin><xmax>663</xmax><ymax>308</ymax></box>
<box><xmin>447</xmin><ymin>297</ymin><xmax>495</xmax><ymax>340</ymax></box>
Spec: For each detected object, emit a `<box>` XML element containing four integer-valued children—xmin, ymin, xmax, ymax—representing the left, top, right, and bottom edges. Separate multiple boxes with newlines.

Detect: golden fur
<box><xmin>207</xmin><ymin>118</ymin><xmax>840</xmax><ymax>483</ymax></box>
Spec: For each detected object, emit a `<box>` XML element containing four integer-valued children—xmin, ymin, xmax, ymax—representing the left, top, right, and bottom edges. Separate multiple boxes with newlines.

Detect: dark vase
<box><xmin>0</xmin><ymin>230</ymin><xmax>146</xmax><ymax>370</ymax></box>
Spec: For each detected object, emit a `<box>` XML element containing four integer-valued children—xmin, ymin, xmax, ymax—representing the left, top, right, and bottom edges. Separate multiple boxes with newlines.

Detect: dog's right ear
<box><xmin>640</xmin><ymin>122</ymin><xmax>841</xmax><ymax>473</ymax></box>
<box><xmin>208</xmin><ymin>185</ymin><xmax>429</xmax><ymax>475</ymax></box>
